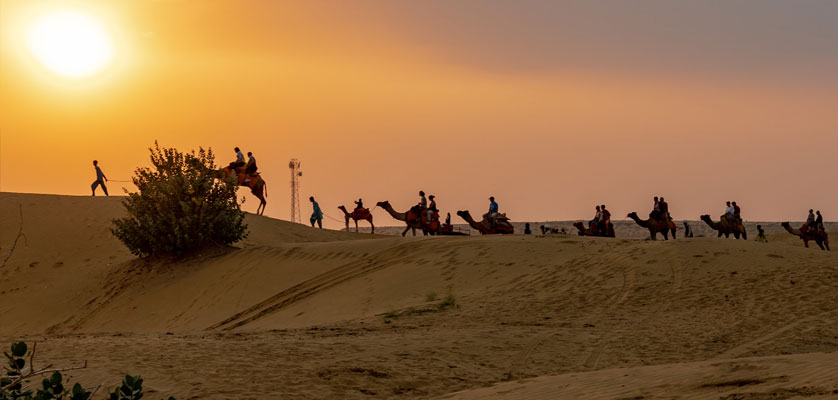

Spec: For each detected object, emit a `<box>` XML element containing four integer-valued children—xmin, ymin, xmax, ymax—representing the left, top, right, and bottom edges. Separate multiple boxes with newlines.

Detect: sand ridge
<box><xmin>2</xmin><ymin>193</ymin><xmax>837</xmax><ymax>399</ymax></box>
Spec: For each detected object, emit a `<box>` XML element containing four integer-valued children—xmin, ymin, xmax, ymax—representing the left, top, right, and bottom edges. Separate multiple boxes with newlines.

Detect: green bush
<box><xmin>112</xmin><ymin>142</ymin><xmax>247</xmax><ymax>257</ymax></box>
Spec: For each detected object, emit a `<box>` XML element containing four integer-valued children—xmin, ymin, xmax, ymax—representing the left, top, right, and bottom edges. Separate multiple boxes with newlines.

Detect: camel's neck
<box><xmin>630</xmin><ymin>215</ymin><xmax>648</xmax><ymax>228</ymax></box>
<box><xmin>703</xmin><ymin>218</ymin><xmax>719</xmax><ymax>230</ymax></box>
<box><xmin>462</xmin><ymin>214</ymin><xmax>485</xmax><ymax>232</ymax></box>
<box><xmin>382</xmin><ymin>205</ymin><xmax>406</xmax><ymax>221</ymax></box>
<box><xmin>338</xmin><ymin>207</ymin><xmax>350</xmax><ymax>217</ymax></box>
<box><xmin>783</xmin><ymin>224</ymin><xmax>801</xmax><ymax>237</ymax></box>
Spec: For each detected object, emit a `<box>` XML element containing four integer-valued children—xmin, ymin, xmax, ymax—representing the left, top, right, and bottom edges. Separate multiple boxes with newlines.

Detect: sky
<box><xmin>1</xmin><ymin>0</ymin><xmax>837</xmax><ymax>227</ymax></box>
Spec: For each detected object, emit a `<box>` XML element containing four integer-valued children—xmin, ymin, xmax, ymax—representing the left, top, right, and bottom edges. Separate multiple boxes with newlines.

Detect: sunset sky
<box><xmin>1</xmin><ymin>0</ymin><xmax>837</xmax><ymax>226</ymax></box>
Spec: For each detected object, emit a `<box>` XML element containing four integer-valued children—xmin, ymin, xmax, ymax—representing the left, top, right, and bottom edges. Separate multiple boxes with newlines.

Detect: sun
<box><xmin>25</xmin><ymin>9</ymin><xmax>114</xmax><ymax>79</ymax></box>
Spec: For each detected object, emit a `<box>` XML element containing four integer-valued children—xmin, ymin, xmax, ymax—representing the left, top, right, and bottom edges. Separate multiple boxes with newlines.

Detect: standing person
<box><xmin>445</xmin><ymin>212</ymin><xmax>451</xmax><ymax>226</ymax></box>
<box><xmin>524</xmin><ymin>223</ymin><xmax>532</xmax><ymax>235</ymax></box>
<box><xmin>683</xmin><ymin>221</ymin><xmax>694</xmax><ymax>238</ymax></box>
<box><xmin>91</xmin><ymin>160</ymin><xmax>108</xmax><ymax>196</ymax></box>
<box><xmin>755</xmin><ymin>224</ymin><xmax>768</xmax><ymax>243</ymax></box>
<box><xmin>309</xmin><ymin>196</ymin><xmax>323</xmax><ymax>229</ymax></box>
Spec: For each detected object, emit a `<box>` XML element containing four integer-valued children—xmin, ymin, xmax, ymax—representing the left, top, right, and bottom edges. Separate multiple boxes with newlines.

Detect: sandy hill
<box><xmin>1</xmin><ymin>192</ymin><xmax>837</xmax><ymax>399</ymax></box>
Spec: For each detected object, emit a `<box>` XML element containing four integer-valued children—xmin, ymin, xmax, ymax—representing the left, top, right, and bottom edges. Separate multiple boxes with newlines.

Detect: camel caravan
<box><xmin>376</xmin><ymin>193</ymin><xmax>506</xmax><ymax>236</ymax></box>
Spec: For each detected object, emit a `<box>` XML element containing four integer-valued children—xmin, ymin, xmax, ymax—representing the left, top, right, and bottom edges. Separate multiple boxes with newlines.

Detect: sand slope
<box><xmin>1</xmin><ymin>193</ymin><xmax>837</xmax><ymax>399</ymax></box>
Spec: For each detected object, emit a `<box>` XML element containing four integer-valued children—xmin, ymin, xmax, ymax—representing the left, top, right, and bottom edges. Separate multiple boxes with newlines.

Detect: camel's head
<box><xmin>572</xmin><ymin>221</ymin><xmax>585</xmax><ymax>233</ymax></box>
<box><xmin>376</xmin><ymin>201</ymin><xmax>390</xmax><ymax>208</ymax></box>
<box><xmin>626</xmin><ymin>212</ymin><xmax>638</xmax><ymax>219</ymax></box>
<box><xmin>337</xmin><ymin>205</ymin><xmax>347</xmax><ymax>211</ymax></box>
<box><xmin>700</xmin><ymin>215</ymin><xmax>712</xmax><ymax>222</ymax></box>
<box><xmin>781</xmin><ymin>222</ymin><xmax>791</xmax><ymax>228</ymax></box>
<box><xmin>456</xmin><ymin>210</ymin><xmax>470</xmax><ymax>219</ymax></box>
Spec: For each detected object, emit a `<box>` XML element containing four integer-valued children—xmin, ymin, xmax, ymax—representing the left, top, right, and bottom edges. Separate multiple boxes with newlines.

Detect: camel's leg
<box><xmin>355</xmin><ymin>220</ymin><xmax>359</xmax><ymax>233</ymax></box>
<box><xmin>671</xmin><ymin>229</ymin><xmax>676</xmax><ymax>239</ymax></box>
<box><xmin>803</xmin><ymin>239</ymin><xmax>809</xmax><ymax>248</ymax></box>
<box><xmin>742</xmin><ymin>230</ymin><xmax>747</xmax><ymax>240</ymax></box>
<box><xmin>816</xmin><ymin>240</ymin><xmax>825</xmax><ymax>250</ymax></box>
<box><xmin>649</xmin><ymin>229</ymin><xmax>656</xmax><ymax>240</ymax></box>
<box><xmin>345</xmin><ymin>219</ymin><xmax>350</xmax><ymax>232</ymax></box>
<box><xmin>369</xmin><ymin>219</ymin><xmax>375</xmax><ymax>235</ymax></box>
<box><xmin>402</xmin><ymin>226</ymin><xmax>410</xmax><ymax>236</ymax></box>
<box><xmin>662</xmin><ymin>231</ymin><xmax>669</xmax><ymax>240</ymax></box>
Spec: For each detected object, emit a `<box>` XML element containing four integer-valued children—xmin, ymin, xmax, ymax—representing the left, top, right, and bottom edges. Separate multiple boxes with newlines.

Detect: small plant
<box><xmin>437</xmin><ymin>294</ymin><xmax>457</xmax><ymax>310</ymax></box>
<box><xmin>1</xmin><ymin>342</ymin><xmax>173</xmax><ymax>400</ymax></box>
<box><xmin>425</xmin><ymin>292</ymin><xmax>437</xmax><ymax>302</ymax></box>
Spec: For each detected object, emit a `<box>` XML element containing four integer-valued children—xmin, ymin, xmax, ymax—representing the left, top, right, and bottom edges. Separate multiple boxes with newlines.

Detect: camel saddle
<box><xmin>351</xmin><ymin>208</ymin><xmax>371</xmax><ymax>219</ymax></box>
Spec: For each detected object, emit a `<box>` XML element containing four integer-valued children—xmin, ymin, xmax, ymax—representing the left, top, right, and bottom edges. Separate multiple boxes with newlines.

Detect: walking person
<box><xmin>91</xmin><ymin>160</ymin><xmax>109</xmax><ymax>196</ymax></box>
<box><xmin>310</xmin><ymin>196</ymin><xmax>323</xmax><ymax>229</ymax></box>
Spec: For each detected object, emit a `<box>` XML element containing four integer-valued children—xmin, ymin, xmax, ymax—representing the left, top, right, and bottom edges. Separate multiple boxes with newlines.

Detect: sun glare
<box><xmin>25</xmin><ymin>9</ymin><xmax>114</xmax><ymax>79</ymax></box>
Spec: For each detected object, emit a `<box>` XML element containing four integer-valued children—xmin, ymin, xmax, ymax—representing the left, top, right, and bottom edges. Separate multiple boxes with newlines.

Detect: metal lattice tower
<box><xmin>289</xmin><ymin>159</ymin><xmax>302</xmax><ymax>223</ymax></box>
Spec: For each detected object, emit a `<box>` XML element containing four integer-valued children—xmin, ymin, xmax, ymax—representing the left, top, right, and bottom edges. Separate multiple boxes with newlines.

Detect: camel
<box><xmin>219</xmin><ymin>167</ymin><xmax>267</xmax><ymax>215</ymax></box>
<box><xmin>700</xmin><ymin>215</ymin><xmax>747</xmax><ymax>240</ymax></box>
<box><xmin>338</xmin><ymin>205</ymin><xmax>374</xmax><ymax>234</ymax></box>
<box><xmin>781</xmin><ymin>222</ymin><xmax>830</xmax><ymax>250</ymax></box>
<box><xmin>573</xmin><ymin>221</ymin><xmax>615</xmax><ymax>237</ymax></box>
<box><xmin>376</xmin><ymin>201</ymin><xmax>433</xmax><ymax>236</ymax></box>
<box><xmin>627</xmin><ymin>212</ymin><xmax>676</xmax><ymax>240</ymax></box>
<box><xmin>456</xmin><ymin>210</ymin><xmax>514</xmax><ymax>234</ymax></box>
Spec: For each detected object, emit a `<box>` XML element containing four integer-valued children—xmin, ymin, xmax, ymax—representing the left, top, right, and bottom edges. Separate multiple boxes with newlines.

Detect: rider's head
<box><xmin>93</xmin><ymin>160</ymin><xmax>98</xmax><ymax>166</ymax></box>
<box><xmin>419</xmin><ymin>191</ymin><xmax>425</xmax><ymax>196</ymax></box>
<box><xmin>654</xmin><ymin>196</ymin><xmax>658</xmax><ymax>201</ymax></box>
<box><xmin>732</xmin><ymin>201</ymin><xmax>737</xmax><ymax>205</ymax></box>
<box><xmin>234</xmin><ymin>147</ymin><xmax>240</xmax><ymax>152</ymax></box>
<box><xmin>247</xmin><ymin>152</ymin><xmax>252</xmax><ymax>156</ymax></box>
<box><xmin>726</xmin><ymin>201</ymin><xmax>731</xmax><ymax>205</ymax></box>
<box><xmin>596</xmin><ymin>205</ymin><xmax>600</xmax><ymax>210</ymax></box>
<box><xmin>810</xmin><ymin>209</ymin><xmax>814</xmax><ymax>213</ymax></box>
<box><xmin>489</xmin><ymin>196</ymin><xmax>495</xmax><ymax>202</ymax></box>
<box><xmin>817</xmin><ymin>210</ymin><xmax>821</xmax><ymax>215</ymax></box>
<box><xmin>429</xmin><ymin>195</ymin><xmax>435</xmax><ymax>200</ymax></box>
<box><xmin>660</xmin><ymin>197</ymin><xmax>665</xmax><ymax>201</ymax></box>
<box><xmin>601</xmin><ymin>204</ymin><xmax>606</xmax><ymax>209</ymax></box>
<box><xmin>309</xmin><ymin>196</ymin><xmax>314</xmax><ymax>202</ymax></box>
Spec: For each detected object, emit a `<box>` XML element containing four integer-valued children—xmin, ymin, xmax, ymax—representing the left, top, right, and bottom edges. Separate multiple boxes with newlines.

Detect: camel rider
<box><xmin>244</xmin><ymin>152</ymin><xmax>258</xmax><ymax>183</ymax></box>
<box><xmin>590</xmin><ymin>205</ymin><xmax>601</xmax><ymax>227</ymax></box>
<box><xmin>651</xmin><ymin>197</ymin><xmax>660</xmax><ymax>220</ymax></box>
<box><xmin>722</xmin><ymin>201</ymin><xmax>735</xmax><ymax>223</ymax></box>
<box><xmin>229</xmin><ymin>147</ymin><xmax>246</xmax><ymax>170</ymax></box>
<box><xmin>427</xmin><ymin>195</ymin><xmax>438</xmax><ymax>224</ymax></box>
<box><xmin>309</xmin><ymin>196</ymin><xmax>323</xmax><ymax>229</ymax></box>
<box><xmin>806</xmin><ymin>209</ymin><xmax>815</xmax><ymax>232</ymax></box>
<box><xmin>659</xmin><ymin>197</ymin><xmax>670</xmax><ymax>221</ymax></box>
<box><xmin>418</xmin><ymin>191</ymin><xmax>427</xmax><ymax>209</ymax></box>
<box><xmin>354</xmin><ymin>198</ymin><xmax>364</xmax><ymax>211</ymax></box>
<box><xmin>600</xmin><ymin>205</ymin><xmax>611</xmax><ymax>232</ymax></box>
<box><xmin>486</xmin><ymin>196</ymin><xmax>499</xmax><ymax>227</ymax></box>
<box><xmin>732</xmin><ymin>201</ymin><xmax>741</xmax><ymax>224</ymax></box>
<box><xmin>815</xmin><ymin>210</ymin><xmax>824</xmax><ymax>233</ymax></box>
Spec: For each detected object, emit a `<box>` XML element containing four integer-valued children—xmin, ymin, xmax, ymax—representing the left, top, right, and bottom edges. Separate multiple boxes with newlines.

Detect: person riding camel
<box><xmin>427</xmin><ymin>195</ymin><xmax>438</xmax><ymax>225</ymax></box>
<box><xmin>805</xmin><ymin>209</ymin><xmax>816</xmax><ymax>233</ymax></box>
<box><xmin>732</xmin><ymin>201</ymin><xmax>741</xmax><ymax>225</ymax></box>
<box><xmin>244</xmin><ymin>152</ymin><xmax>258</xmax><ymax>183</ymax></box>
<box><xmin>229</xmin><ymin>147</ymin><xmax>245</xmax><ymax>171</ymax></box>
<box><xmin>590</xmin><ymin>205</ymin><xmax>601</xmax><ymax>228</ymax></box>
<box><xmin>815</xmin><ymin>210</ymin><xmax>824</xmax><ymax>233</ymax></box>
<box><xmin>600</xmin><ymin>205</ymin><xmax>611</xmax><ymax>233</ymax></box>
<box><xmin>659</xmin><ymin>197</ymin><xmax>670</xmax><ymax>221</ymax></box>
<box><xmin>354</xmin><ymin>198</ymin><xmax>364</xmax><ymax>211</ymax></box>
<box><xmin>485</xmin><ymin>196</ymin><xmax>499</xmax><ymax>227</ymax></box>
<box><xmin>651</xmin><ymin>196</ymin><xmax>661</xmax><ymax>220</ymax></box>
<box><xmin>724</xmin><ymin>201</ymin><xmax>734</xmax><ymax>223</ymax></box>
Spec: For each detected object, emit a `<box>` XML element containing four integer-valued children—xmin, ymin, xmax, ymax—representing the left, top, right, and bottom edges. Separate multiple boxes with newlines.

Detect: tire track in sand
<box><xmin>206</xmin><ymin>238</ymin><xmax>461</xmax><ymax>331</ymax></box>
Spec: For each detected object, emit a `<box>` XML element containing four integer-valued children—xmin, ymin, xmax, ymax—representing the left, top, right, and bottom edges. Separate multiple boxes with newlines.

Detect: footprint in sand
<box><xmin>53</xmin><ymin>261</ymin><xmax>64</xmax><ymax>269</ymax></box>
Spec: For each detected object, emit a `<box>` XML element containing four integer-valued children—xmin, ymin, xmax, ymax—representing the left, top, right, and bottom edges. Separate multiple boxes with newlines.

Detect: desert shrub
<box><xmin>112</xmin><ymin>142</ymin><xmax>247</xmax><ymax>257</ymax></box>
<box><xmin>0</xmin><ymin>342</ymin><xmax>172</xmax><ymax>400</ymax></box>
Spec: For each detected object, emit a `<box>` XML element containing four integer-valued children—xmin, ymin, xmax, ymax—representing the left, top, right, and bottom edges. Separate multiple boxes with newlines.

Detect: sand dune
<box><xmin>1</xmin><ymin>192</ymin><xmax>837</xmax><ymax>399</ymax></box>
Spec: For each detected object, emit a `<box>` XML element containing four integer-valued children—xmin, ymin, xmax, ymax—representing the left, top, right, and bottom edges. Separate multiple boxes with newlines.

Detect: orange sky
<box><xmin>1</xmin><ymin>0</ymin><xmax>836</xmax><ymax>227</ymax></box>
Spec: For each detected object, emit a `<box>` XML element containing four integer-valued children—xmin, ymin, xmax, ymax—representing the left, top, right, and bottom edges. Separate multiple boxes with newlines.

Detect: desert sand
<box><xmin>2</xmin><ymin>192</ymin><xmax>837</xmax><ymax>399</ymax></box>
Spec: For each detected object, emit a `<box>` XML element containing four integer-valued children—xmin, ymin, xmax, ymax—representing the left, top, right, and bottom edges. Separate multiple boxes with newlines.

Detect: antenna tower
<box><xmin>289</xmin><ymin>159</ymin><xmax>302</xmax><ymax>223</ymax></box>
